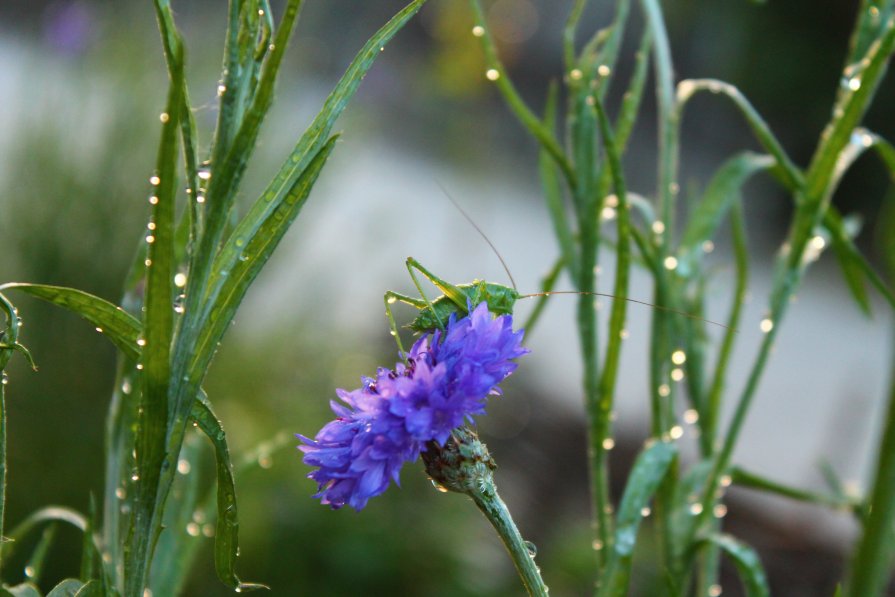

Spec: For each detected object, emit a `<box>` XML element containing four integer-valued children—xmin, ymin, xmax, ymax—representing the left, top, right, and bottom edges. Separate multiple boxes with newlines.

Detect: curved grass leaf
<box><xmin>597</xmin><ymin>440</ymin><xmax>677</xmax><ymax>597</ymax></box>
<box><xmin>0</xmin><ymin>285</ymin><xmax>141</xmax><ymax>361</ymax></box>
<box><xmin>189</xmin><ymin>135</ymin><xmax>337</xmax><ymax>384</ymax></box>
<box><xmin>72</xmin><ymin>581</ymin><xmax>102</xmax><ymax>597</ymax></box>
<box><xmin>678</xmin><ymin>152</ymin><xmax>774</xmax><ymax>277</ymax></box>
<box><xmin>700</xmin><ymin>534</ymin><xmax>770</xmax><ymax>597</ymax></box>
<box><xmin>190</xmin><ymin>396</ymin><xmax>267</xmax><ymax>592</ymax></box>
<box><xmin>0</xmin><ymin>584</ymin><xmax>41</xmax><ymax>597</ymax></box>
<box><xmin>46</xmin><ymin>579</ymin><xmax>84</xmax><ymax>597</ymax></box>
<box><xmin>676</xmin><ymin>79</ymin><xmax>804</xmax><ymax>192</ymax></box>
<box><xmin>1</xmin><ymin>507</ymin><xmax>87</xmax><ymax>562</ymax></box>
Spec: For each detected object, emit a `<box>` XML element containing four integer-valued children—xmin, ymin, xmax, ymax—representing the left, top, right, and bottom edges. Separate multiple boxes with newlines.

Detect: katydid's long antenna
<box><xmin>435</xmin><ymin>181</ymin><xmax>518</xmax><ymax>291</ymax></box>
<box><xmin>520</xmin><ymin>291</ymin><xmax>735</xmax><ymax>331</ymax></box>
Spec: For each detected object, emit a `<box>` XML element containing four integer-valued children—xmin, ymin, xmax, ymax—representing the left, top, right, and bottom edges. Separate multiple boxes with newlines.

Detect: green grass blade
<box><xmin>678</xmin><ymin>152</ymin><xmax>774</xmax><ymax>276</ymax></box>
<box><xmin>700</xmin><ymin>534</ymin><xmax>770</xmax><ymax>597</ymax></box>
<box><xmin>1</xmin><ymin>584</ymin><xmax>41</xmax><ymax>597</ymax></box>
<box><xmin>614</xmin><ymin>27</ymin><xmax>652</xmax><ymax>152</ymax></box>
<box><xmin>845</xmin><ymin>1</ymin><xmax>895</xmax><ymax>76</ymax></box>
<box><xmin>597</xmin><ymin>441</ymin><xmax>677</xmax><ymax>597</ymax></box>
<box><xmin>827</xmin><ymin>210</ymin><xmax>874</xmax><ymax>315</ymax></box>
<box><xmin>189</xmin><ymin>136</ymin><xmax>337</xmax><ymax>386</ymax></box>
<box><xmin>46</xmin><ymin>578</ymin><xmax>84</xmax><ymax>597</ymax></box>
<box><xmin>677</xmin><ymin>79</ymin><xmax>804</xmax><ymax>192</ymax></box>
<box><xmin>0</xmin><ymin>284</ymin><xmax>141</xmax><ymax>361</ymax></box>
<box><xmin>126</xmin><ymin>36</ymin><xmax>183</xmax><ymax>596</ymax></box>
<box><xmin>26</xmin><ymin>523</ymin><xmax>57</xmax><ymax>586</ymax></box>
<box><xmin>72</xmin><ymin>581</ymin><xmax>102</xmax><ymax>597</ymax></box>
<box><xmin>731</xmin><ymin>466</ymin><xmax>861</xmax><ymax>512</ymax></box>
<box><xmin>191</xmin><ymin>397</ymin><xmax>267</xmax><ymax>591</ymax></box>
<box><xmin>468</xmin><ymin>0</ymin><xmax>575</xmax><ymax>188</ymax></box>
<box><xmin>1</xmin><ymin>507</ymin><xmax>87</xmax><ymax>560</ymax></box>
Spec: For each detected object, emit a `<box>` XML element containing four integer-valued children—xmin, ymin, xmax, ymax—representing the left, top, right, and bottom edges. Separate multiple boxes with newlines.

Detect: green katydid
<box><xmin>381</xmin><ymin>197</ymin><xmax>728</xmax><ymax>358</ymax></box>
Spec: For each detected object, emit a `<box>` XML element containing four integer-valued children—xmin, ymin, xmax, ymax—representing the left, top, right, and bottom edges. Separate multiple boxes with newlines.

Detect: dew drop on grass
<box><xmin>524</xmin><ymin>540</ymin><xmax>538</xmax><ymax>558</ymax></box>
<box><xmin>759</xmin><ymin>318</ymin><xmax>774</xmax><ymax>333</ymax></box>
<box><xmin>683</xmin><ymin>409</ymin><xmax>699</xmax><ymax>424</ymax></box>
<box><xmin>708</xmin><ymin>584</ymin><xmax>722</xmax><ymax>597</ymax></box>
<box><xmin>202</xmin><ymin>523</ymin><xmax>215</xmax><ymax>537</ymax></box>
<box><xmin>1</xmin><ymin>374</ymin><xmax>8</xmax><ymax>386</ymax></box>
<box><xmin>592</xmin><ymin>540</ymin><xmax>603</xmax><ymax>551</ymax></box>
<box><xmin>671</xmin><ymin>349</ymin><xmax>687</xmax><ymax>365</ymax></box>
<box><xmin>472</xmin><ymin>25</ymin><xmax>484</xmax><ymax>37</ymax></box>
<box><xmin>689</xmin><ymin>502</ymin><xmax>703</xmax><ymax>515</ymax></box>
<box><xmin>177</xmin><ymin>459</ymin><xmax>191</xmax><ymax>475</ymax></box>
<box><xmin>24</xmin><ymin>566</ymin><xmax>35</xmax><ymax>578</ymax></box>
<box><xmin>116</xmin><ymin>487</ymin><xmax>126</xmax><ymax>500</ymax></box>
<box><xmin>148</xmin><ymin>196</ymin><xmax>159</xmax><ymax>205</ymax></box>
<box><xmin>640</xmin><ymin>507</ymin><xmax>651</xmax><ymax>517</ymax></box>
<box><xmin>597</xmin><ymin>65</ymin><xmax>611</xmax><ymax>77</ymax></box>
<box><xmin>602</xmin><ymin>438</ymin><xmax>615</xmax><ymax>450</ymax></box>
<box><xmin>258</xmin><ymin>454</ymin><xmax>273</xmax><ymax>469</ymax></box>
<box><xmin>186</xmin><ymin>522</ymin><xmax>200</xmax><ymax>537</ymax></box>
<box><xmin>174</xmin><ymin>273</ymin><xmax>187</xmax><ymax>288</ymax></box>
<box><xmin>713</xmin><ymin>504</ymin><xmax>728</xmax><ymax>518</ymax></box>
<box><xmin>669</xmin><ymin>425</ymin><xmax>684</xmax><ymax>440</ymax></box>
<box><xmin>149</xmin><ymin>175</ymin><xmax>160</xmax><ymax>186</ymax></box>
<box><xmin>486</xmin><ymin>68</ymin><xmax>500</xmax><ymax>81</ymax></box>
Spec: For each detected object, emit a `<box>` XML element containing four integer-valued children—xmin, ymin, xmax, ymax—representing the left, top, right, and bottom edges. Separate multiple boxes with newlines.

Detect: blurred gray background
<box><xmin>0</xmin><ymin>1</ymin><xmax>893</xmax><ymax>594</ymax></box>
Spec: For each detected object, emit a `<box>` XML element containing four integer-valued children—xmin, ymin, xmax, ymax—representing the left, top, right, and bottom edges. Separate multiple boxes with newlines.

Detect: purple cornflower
<box><xmin>298</xmin><ymin>302</ymin><xmax>528</xmax><ymax>511</ymax></box>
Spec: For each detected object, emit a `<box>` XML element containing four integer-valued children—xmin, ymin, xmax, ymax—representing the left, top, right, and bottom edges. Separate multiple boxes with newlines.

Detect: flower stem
<box><xmin>468</xmin><ymin>486</ymin><xmax>549</xmax><ymax>597</ymax></box>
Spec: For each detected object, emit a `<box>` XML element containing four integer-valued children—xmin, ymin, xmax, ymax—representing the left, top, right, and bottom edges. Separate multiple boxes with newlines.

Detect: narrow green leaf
<box><xmin>189</xmin><ymin>136</ymin><xmax>337</xmax><ymax>386</ymax></box>
<box><xmin>0</xmin><ymin>584</ymin><xmax>41</xmax><ymax>597</ymax></box>
<box><xmin>24</xmin><ymin>523</ymin><xmax>57</xmax><ymax>585</ymax></box>
<box><xmin>126</xmin><ymin>33</ymin><xmax>183</xmax><ymax>596</ymax></box>
<box><xmin>678</xmin><ymin>152</ymin><xmax>774</xmax><ymax>276</ymax></box>
<box><xmin>0</xmin><ymin>284</ymin><xmax>141</xmax><ymax>361</ymax></box>
<box><xmin>190</xmin><ymin>397</ymin><xmax>267</xmax><ymax>592</ymax></box>
<box><xmin>72</xmin><ymin>581</ymin><xmax>102</xmax><ymax>597</ymax></box>
<box><xmin>700</xmin><ymin>534</ymin><xmax>770</xmax><ymax>597</ymax></box>
<box><xmin>677</xmin><ymin>79</ymin><xmax>804</xmax><ymax>192</ymax></box>
<box><xmin>1</xmin><ymin>507</ymin><xmax>87</xmax><ymax>562</ymax></box>
<box><xmin>46</xmin><ymin>579</ymin><xmax>84</xmax><ymax>597</ymax></box>
<box><xmin>827</xmin><ymin>210</ymin><xmax>873</xmax><ymax>315</ymax></box>
<box><xmin>597</xmin><ymin>441</ymin><xmax>678</xmax><ymax>597</ymax></box>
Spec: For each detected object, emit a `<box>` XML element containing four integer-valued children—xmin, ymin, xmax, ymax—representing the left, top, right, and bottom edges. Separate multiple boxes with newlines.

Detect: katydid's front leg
<box><xmin>383</xmin><ymin>290</ymin><xmax>426</xmax><ymax>358</ymax></box>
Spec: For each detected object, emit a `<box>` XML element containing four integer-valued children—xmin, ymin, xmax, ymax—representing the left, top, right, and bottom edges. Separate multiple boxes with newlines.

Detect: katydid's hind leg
<box><xmin>405</xmin><ymin>259</ymin><xmax>447</xmax><ymax>331</ymax></box>
<box><xmin>405</xmin><ymin>257</ymin><xmax>468</xmax><ymax>314</ymax></box>
<box><xmin>383</xmin><ymin>291</ymin><xmax>425</xmax><ymax>358</ymax></box>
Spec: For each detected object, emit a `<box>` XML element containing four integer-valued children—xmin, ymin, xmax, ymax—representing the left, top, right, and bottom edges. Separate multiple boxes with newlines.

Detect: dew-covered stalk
<box><xmin>423</xmin><ymin>428</ymin><xmax>548</xmax><ymax>597</ymax></box>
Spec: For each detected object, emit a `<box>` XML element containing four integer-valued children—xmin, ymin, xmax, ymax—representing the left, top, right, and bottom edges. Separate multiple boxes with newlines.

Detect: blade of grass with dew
<box><xmin>79</xmin><ymin>497</ymin><xmax>100</xmax><ymax>585</ymax></box>
<box><xmin>697</xmin><ymin>534</ymin><xmax>770</xmax><ymax>597</ymax></box>
<box><xmin>26</xmin><ymin>523</ymin><xmax>58</xmax><ymax>586</ymax></box>
<box><xmin>677</xmin><ymin>152</ymin><xmax>774</xmax><ymax>276</ymax></box>
<box><xmin>153</xmin><ymin>0</ymin><xmax>200</xmax><ymax>240</ymax></box>
<box><xmin>703</xmin><ymin>202</ymin><xmax>749</xmax><ymax>451</ymax></box>
<box><xmin>676</xmin><ymin>79</ymin><xmax>804</xmax><ymax>192</ymax></box>
<box><xmin>468</xmin><ymin>0</ymin><xmax>574</xmax><ymax>188</ymax></box>
<box><xmin>125</xmin><ymin>36</ymin><xmax>182</xmax><ymax>596</ymax></box>
<box><xmin>1</xmin><ymin>507</ymin><xmax>87</xmax><ymax>561</ymax></box>
<box><xmin>562</xmin><ymin>0</ymin><xmax>588</xmax><ymax>68</ymax></box>
<box><xmin>188</xmin><ymin>136</ymin><xmax>337</xmax><ymax>387</ymax></box>
<box><xmin>596</xmin><ymin>441</ymin><xmax>677</xmax><ymax>597</ymax></box>
<box><xmin>731</xmin><ymin>467</ymin><xmax>861</xmax><ymax>512</ymax></box>
<box><xmin>845</xmin><ymin>1</ymin><xmax>895</xmax><ymax>80</ymax></box>
<box><xmin>0</xmin><ymin>285</ymin><xmax>141</xmax><ymax>361</ymax></box>
<box><xmin>189</xmin><ymin>395</ymin><xmax>266</xmax><ymax>591</ymax></box>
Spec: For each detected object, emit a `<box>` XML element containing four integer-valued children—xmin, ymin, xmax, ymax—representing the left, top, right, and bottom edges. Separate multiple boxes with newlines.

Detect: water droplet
<box><xmin>485</xmin><ymin>68</ymin><xmax>500</xmax><ymax>81</ymax></box>
<box><xmin>569</xmin><ymin>68</ymin><xmax>583</xmax><ymax>81</ymax></box>
<box><xmin>651</xmin><ymin>221</ymin><xmax>665</xmax><ymax>234</ymax></box>
<box><xmin>198</xmin><ymin>168</ymin><xmax>212</xmax><ymax>181</ymax></box>
<box><xmin>116</xmin><ymin>487</ymin><xmax>126</xmax><ymax>499</ymax></box>
<box><xmin>258</xmin><ymin>454</ymin><xmax>273</xmax><ymax>469</ymax></box>
<box><xmin>145</xmin><ymin>235</ymin><xmax>155</xmax><ymax>244</ymax></box>
<box><xmin>217</xmin><ymin>84</ymin><xmax>227</xmax><ymax>96</ymax></box>
<box><xmin>605</xmin><ymin>194</ymin><xmax>619</xmax><ymax>208</ymax></box>
<box><xmin>149</xmin><ymin>176</ymin><xmax>160</xmax><ymax>186</ymax></box>
<box><xmin>713</xmin><ymin>504</ymin><xmax>728</xmax><ymax>518</ymax></box>
<box><xmin>602</xmin><ymin>438</ymin><xmax>615</xmax><ymax>450</ymax></box>
<box><xmin>669</xmin><ymin>182</ymin><xmax>680</xmax><ymax>195</ymax></box>
<box><xmin>658</xmin><ymin>383</ymin><xmax>671</xmax><ymax>397</ymax></box>
<box><xmin>203</xmin><ymin>523</ymin><xmax>215</xmax><ymax>537</ymax></box>
<box><xmin>524</xmin><ymin>540</ymin><xmax>538</xmax><ymax>558</ymax></box>
<box><xmin>689</xmin><ymin>502</ymin><xmax>704</xmax><ymax>515</ymax></box>
<box><xmin>600</xmin><ymin>206</ymin><xmax>616</xmax><ymax>220</ymax></box>
<box><xmin>670</xmin><ymin>368</ymin><xmax>684</xmax><ymax>382</ymax></box>
<box><xmin>136</xmin><ymin>363</ymin><xmax>144</xmax><ymax>370</ymax></box>
<box><xmin>177</xmin><ymin>459</ymin><xmax>191</xmax><ymax>475</ymax></box>
<box><xmin>597</xmin><ymin>64</ymin><xmax>611</xmax><ymax>77</ymax></box>
<box><xmin>196</xmin><ymin>194</ymin><xmax>206</xmax><ymax>204</ymax></box>
<box><xmin>149</xmin><ymin>196</ymin><xmax>159</xmax><ymax>205</ymax></box>
<box><xmin>136</xmin><ymin>337</ymin><xmax>147</xmax><ymax>347</ymax></box>
<box><xmin>683</xmin><ymin>409</ymin><xmax>699</xmax><ymax>424</ymax></box>
<box><xmin>669</xmin><ymin>425</ymin><xmax>684</xmax><ymax>440</ymax></box>
<box><xmin>186</xmin><ymin>522</ymin><xmax>200</xmax><ymax>537</ymax></box>
<box><xmin>131</xmin><ymin>473</ymin><xmax>140</xmax><ymax>481</ymax></box>
<box><xmin>619</xmin><ymin>329</ymin><xmax>629</xmax><ymax>340</ymax></box>
<box><xmin>592</xmin><ymin>539</ymin><xmax>603</xmax><ymax>551</ymax></box>
<box><xmin>663</xmin><ymin>256</ymin><xmax>678</xmax><ymax>270</ymax></box>
<box><xmin>1</xmin><ymin>374</ymin><xmax>8</xmax><ymax>386</ymax></box>
<box><xmin>472</xmin><ymin>25</ymin><xmax>485</xmax><ymax>37</ymax></box>
<box><xmin>159</xmin><ymin>112</ymin><xmax>170</xmax><ymax>123</ymax></box>
<box><xmin>24</xmin><ymin>565</ymin><xmax>35</xmax><ymax>578</ymax></box>
<box><xmin>144</xmin><ymin>259</ymin><xmax>152</xmax><ymax>267</ymax></box>
<box><xmin>387</xmin><ymin>296</ymin><xmax>397</xmax><ymax>304</ymax></box>
<box><xmin>702</xmin><ymin>240</ymin><xmax>715</xmax><ymax>253</ymax></box>
<box><xmin>708</xmin><ymin>584</ymin><xmax>722</xmax><ymax>597</ymax></box>
<box><xmin>759</xmin><ymin>318</ymin><xmax>774</xmax><ymax>333</ymax></box>
<box><xmin>671</xmin><ymin>349</ymin><xmax>687</xmax><ymax>365</ymax></box>
<box><xmin>640</xmin><ymin>506</ymin><xmax>651</xmax><ymax>517</ymax></box>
